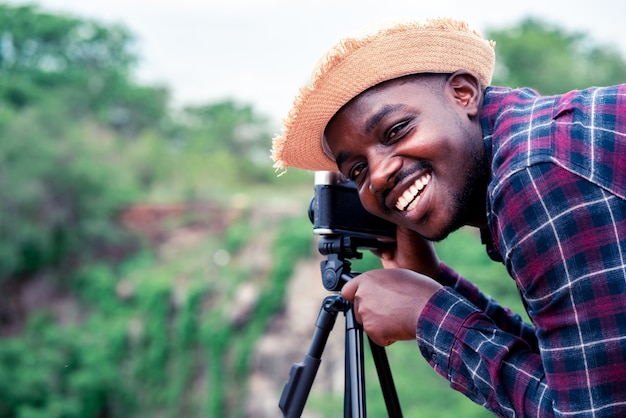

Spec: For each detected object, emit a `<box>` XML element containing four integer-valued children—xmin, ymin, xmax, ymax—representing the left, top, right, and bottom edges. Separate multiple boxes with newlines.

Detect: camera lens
<box><xmin>308</xmin><ymin>197</ymin><xmax>316</xmax><ymax>224</ymax></box>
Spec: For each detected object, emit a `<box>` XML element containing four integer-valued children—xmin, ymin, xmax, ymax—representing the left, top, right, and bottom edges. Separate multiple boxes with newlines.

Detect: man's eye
<box><xmin>386</xmin><ymin>121</ymin><xmax>409</xmax><ymax>143</ymax></box>
<box><xmin>349</xmin><ymin>162</ymin><xmax>366</xmax><ymax>181</ymax></box>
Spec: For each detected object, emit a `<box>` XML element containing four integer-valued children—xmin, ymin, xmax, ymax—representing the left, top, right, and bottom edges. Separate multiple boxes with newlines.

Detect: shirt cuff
<box><xmin>416</xmin><ymin>286</ymin><xmax>481</xmax><ymax>379</ymax></box>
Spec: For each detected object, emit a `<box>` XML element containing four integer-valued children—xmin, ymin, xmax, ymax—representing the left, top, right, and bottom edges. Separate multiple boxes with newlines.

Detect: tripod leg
<box><xmin>368</xmin><ymin>338</ymin><xmax>403</xmax><ymax>417</ymax></box>
<box><xmin>279</xmin><ymin>295</ymin><xmax>344</xmax><ymax>418</ymax></box>
<box><xmin>345</xmin><ymin>305</ymin><xmax>366</xmax><ymax>418</ymax></box>
<box><xmin>280</xmin><ymin>293</ymin><xmax>403</xmax><ymax>417</ymax></box>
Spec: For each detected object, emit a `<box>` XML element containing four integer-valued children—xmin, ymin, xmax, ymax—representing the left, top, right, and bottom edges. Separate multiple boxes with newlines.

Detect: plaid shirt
<box><xmin>417</xmin><ymin>85</ymin><xmax>626</xmax><ymax>417</ymax></box>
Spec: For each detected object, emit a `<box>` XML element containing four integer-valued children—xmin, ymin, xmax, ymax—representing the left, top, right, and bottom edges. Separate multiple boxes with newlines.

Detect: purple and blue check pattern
<box><xmin>417</xmin><ymin>85</ymin><xmax>626</xmax><ymax>417</ymax></box>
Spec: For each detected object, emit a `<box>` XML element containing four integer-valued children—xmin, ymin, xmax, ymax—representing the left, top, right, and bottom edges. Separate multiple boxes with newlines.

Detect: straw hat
<box><xmin>271</xmin><ymin>17</ymin><xmax>495</xmax><ymax>173</ymax></box>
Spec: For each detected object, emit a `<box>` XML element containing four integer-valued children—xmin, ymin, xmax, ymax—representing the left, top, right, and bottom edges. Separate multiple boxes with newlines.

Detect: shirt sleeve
<box><xmin>435</xmin><ymin>263</ymin><xmax>537</xmax><ymax>347</ymax></box>
<box><xmin>417</xmin><ymin>270</ymin><xmax>550</xmax><ymax>416</ymax></box>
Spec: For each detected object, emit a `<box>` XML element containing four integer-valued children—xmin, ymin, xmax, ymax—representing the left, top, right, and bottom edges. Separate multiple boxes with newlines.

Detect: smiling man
<box><xmin>271</xmin><ymin>18</ymin><xmax>626</xmax><ymax>417</ymax></box>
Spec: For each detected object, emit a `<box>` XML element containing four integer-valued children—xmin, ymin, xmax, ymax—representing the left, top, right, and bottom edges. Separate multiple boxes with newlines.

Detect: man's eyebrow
<box><xmin>365</xmin><ymin>104</ymin><xmax>407</xmax><ymax>133</ymax></box>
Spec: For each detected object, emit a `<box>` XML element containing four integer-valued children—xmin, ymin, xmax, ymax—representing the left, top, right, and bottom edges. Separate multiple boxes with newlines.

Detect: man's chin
<box><xmin>417</xmin><ymin>215</ymin><xmax>466</xmax><ymax>243</ymax></box>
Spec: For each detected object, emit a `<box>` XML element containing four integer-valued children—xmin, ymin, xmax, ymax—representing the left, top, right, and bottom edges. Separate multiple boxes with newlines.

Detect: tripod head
<box><xmin>309</xmin><ymin>171</ymin><xmax>397</xmax><ymax>291</ymax></box>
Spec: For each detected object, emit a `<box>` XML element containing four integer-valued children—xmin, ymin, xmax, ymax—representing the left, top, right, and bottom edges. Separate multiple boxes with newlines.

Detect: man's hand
<box><xmin>375</xmin><ymin>226</ymin><xmax>441</xmax><ymax>278</ymax></box>
<box><xmin>341</xmin><ymin>268</ymin><xmax>442</xmax><ymax>346</ymax></box>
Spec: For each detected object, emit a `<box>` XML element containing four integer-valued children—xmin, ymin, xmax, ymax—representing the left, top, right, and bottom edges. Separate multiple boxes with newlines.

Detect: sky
<box><xmin>5</xmin><ymin>0</ymin><xmax>626</xmax><ymax>123</ymax></box>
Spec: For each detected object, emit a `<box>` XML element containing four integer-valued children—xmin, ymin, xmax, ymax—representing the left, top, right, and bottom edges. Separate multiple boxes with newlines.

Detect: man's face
<box><xmin>324</xmin><ymin>74</ymin><xmax>489</xmax><ymax>241</ymax></box>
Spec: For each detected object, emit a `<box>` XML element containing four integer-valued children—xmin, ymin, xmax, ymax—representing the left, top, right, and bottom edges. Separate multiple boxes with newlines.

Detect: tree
<box><xmin>486</xmin><ymin>17</ymin><xmax>626</xmax><ymax>94</ymax></box>
<box><xmin>169</xmin><ymin>100</ymin><xmax>278</xmax><ymax>184</ymax></box>
<box><xmin>179</xmin><ymin>100</ymin><xmax>272</xmax><ymax>160</ymax></box>
<box><xmin>0</xmin><ymin>4</ymin><xmax>169</xmax><ymax>286</ymax></box>
<box><xmin>0</xmin><ymin>106</ymin><xmax>142</xmax><ymax>282</ymax></box>
<box><xmin>0</xmin><ymin>4</ymin><xmax>169</xmax><ymax>136</ymax></box>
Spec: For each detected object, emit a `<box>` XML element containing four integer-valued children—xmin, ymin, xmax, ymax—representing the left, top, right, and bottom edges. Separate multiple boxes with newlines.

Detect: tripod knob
<box><xmin>321</xmin><ymin>260</ymin><xmax>342</xmax><ymax>291</ymax></box>
<box><xmin>321</xmin><ymin>257</ymin><xmax>351</xmax><ymax>291</ymax></box>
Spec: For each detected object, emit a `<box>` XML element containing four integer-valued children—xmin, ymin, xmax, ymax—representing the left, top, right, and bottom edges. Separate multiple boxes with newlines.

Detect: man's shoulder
<box><xmin>552</xmin><ymin>85</ymin><xmax>626</xmax><ymax>199</ymax></box>
<box><xmin>485</xmin><ymin>84</ymin><xmax>626</xmax><ymax>200</ymax></box>
<box><xmin>482</xmin><ymin>87</ymin><xmax>556</xmax><ymax>178</ymax></box>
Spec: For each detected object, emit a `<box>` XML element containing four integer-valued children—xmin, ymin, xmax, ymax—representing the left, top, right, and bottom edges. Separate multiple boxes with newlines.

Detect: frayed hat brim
<box><xmin>271</xmin><ymin>17</ymin><xmax>495</xmax><ymax>173</ymax></box>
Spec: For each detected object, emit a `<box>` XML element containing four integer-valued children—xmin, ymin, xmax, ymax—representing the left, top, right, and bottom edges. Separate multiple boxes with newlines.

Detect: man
<box><xmin>271</xmin><ymin>18</ymin><xmax>626</xmax><ymax>417</ymax></box>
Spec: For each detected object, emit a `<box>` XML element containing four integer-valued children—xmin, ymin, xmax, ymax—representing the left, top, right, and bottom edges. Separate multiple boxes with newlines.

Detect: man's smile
<box><xmin>395</xmin><ymin>172</ymin><xmax>432</xmax><ymax>211</ymax></box>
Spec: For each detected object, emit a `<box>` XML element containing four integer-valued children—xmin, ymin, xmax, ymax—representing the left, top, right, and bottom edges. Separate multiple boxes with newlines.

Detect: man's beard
<box><xmin>426</xmin><ymin>144</ymin><xmax>489</xmax><ymax>242</ymax></box>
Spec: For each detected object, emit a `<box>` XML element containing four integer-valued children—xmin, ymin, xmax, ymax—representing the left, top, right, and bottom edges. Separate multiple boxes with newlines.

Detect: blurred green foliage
<box><xmin>487</xmin><ymin>17</ymin><xmax>626</xmax><ymax>95</ymax></box>
<box><xmin>0</xmin><ymin>3</ymin><xmax>624</xmax><ymax>417</ymax></box>
<box><xmin>0</xmin><ymin>4</ymin><xmax>169</xmax><ymax>135</ymax></box>
<box><xmin>0</xmin><ymin>105</ymin><xmax>142</xmax><ymax>281</ymax></box>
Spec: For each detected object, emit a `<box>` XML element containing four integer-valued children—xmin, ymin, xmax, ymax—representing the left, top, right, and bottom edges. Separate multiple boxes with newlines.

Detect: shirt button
<box><xmin>431</xmin><ymin>353</ymin><xmax>438</xmax><ymax>364</ymax></box>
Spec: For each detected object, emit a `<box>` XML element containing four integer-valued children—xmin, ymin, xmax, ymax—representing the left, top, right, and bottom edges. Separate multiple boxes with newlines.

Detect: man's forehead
<box><xmin>330</xmin><ymin>75</ymin><xmax>439</xmax><ymax>123</ymax></box>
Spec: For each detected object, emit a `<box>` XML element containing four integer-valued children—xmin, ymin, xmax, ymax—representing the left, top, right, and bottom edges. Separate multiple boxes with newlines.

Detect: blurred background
<box><xmin>0</xmin><ymin>1</ymin><xmax>624</xmax><ymax>417</ymax></box>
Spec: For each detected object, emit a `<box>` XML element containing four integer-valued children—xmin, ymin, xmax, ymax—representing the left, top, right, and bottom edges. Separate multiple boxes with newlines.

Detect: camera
<box><xmin>309</xmin><ymin>171</ymin><xmax>396</xmax><ymax>242</ymax></box>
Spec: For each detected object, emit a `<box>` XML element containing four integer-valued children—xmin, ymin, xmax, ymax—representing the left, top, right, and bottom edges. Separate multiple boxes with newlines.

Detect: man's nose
<box><xmin>368</xmin><ymin>155</ymin><xmax>401</xmax><ymax>194</ymax></box>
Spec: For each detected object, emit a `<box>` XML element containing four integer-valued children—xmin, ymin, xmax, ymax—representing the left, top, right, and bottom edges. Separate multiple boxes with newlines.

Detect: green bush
<box><xmin>0</xmin><ymin>311</ymin><xmax>131</xmax><ymax>418</ymax></box>
<box><xmin>0</xmin><ymin>106</ymin><xmax>142</xmax><ymax>282</ymax></box>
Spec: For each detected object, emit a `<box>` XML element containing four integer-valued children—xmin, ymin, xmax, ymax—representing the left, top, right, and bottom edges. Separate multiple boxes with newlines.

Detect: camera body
<box><xmin>309</xmin><ymin>171</ymin><xmax>396</xmax><ymax>242</ymax></box>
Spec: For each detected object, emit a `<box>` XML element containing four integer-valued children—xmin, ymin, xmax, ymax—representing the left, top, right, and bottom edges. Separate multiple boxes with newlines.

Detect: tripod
<box><xmin>279</xmin><ymin>235</ymin><xmax>403</xmax><ymax>417</ymax></box>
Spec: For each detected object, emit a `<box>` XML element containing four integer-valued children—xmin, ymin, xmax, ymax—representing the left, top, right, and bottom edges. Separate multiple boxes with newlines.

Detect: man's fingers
<box><xmin>341</xmin><ymin>276</ymin><xmax>358</xmax><ymax>302</ymax></box>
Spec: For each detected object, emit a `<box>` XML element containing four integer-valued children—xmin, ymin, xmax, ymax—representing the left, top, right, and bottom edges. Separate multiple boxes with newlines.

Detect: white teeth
<box><xmin>395</xmin><ymin>173</ymin><xmax>431</xmax><ymax>211</ymax></box>
<box><xmin>397</xmin><ymin>195</ymin><xmax>408</xmax><ymax>209</ymax></box>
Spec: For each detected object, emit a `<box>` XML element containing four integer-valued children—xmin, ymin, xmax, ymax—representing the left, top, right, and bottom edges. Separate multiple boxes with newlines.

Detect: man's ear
<box><xmin>446</xmin><ymin>70</ymin><xmax>482</xmax><ymax>118</ymax></box>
